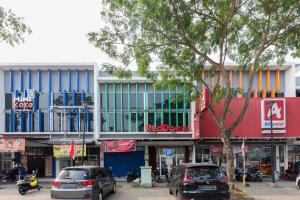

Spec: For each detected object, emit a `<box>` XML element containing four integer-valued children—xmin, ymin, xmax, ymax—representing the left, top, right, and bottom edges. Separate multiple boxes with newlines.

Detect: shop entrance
<box><xmin>27</xmin><ymin>155</ymin><xmax>45</xmax><ymax>177</ymax></box>
<box><xmin>158</xmin><ymin>154</ymin><xmax>185</xmax><ymax>176</ymax></box>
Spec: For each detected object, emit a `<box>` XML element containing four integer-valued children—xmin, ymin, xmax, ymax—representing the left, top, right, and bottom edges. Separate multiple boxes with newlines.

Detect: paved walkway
<box><xmin>236</xmin><ymin>179</ymin><xmax>300</xmax><ymax>200</ymax></box>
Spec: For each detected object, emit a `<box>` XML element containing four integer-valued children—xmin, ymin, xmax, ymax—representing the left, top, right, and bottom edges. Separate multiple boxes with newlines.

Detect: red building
<box><xmin>195</xmin><ymin>97</ymin><xmax>300</xmax><ymax>176</ymax></box>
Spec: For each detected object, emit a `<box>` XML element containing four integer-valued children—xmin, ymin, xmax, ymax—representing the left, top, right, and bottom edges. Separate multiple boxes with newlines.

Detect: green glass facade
<box><xmin>99</xmin><ymin>82</ymin><xmax>191</xmax><ymax>132</ymax></box>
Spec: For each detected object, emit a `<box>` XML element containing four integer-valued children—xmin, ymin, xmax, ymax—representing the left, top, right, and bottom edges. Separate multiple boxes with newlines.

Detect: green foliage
<box><xmin>0</xmin><ymin>6</ymin><xmax>32</xmax><ymax>46</ymax></box>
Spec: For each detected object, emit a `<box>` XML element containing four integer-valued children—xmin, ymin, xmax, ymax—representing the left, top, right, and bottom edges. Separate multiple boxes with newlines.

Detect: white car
<box><xmin>296</xmin><ymin>174</ymin><xmax>300</xmax><ymax>189</ymax></box>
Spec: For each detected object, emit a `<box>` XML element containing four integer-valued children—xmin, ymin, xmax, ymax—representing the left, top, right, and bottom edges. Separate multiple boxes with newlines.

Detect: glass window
<box><xmin>123</xmin><ymin>113</ymin><xmax>129</xmax><ymax>132</ymax></box>
<box><xmin>137</xmin><ymin>113</ymin><xmax>144</xmax><ymax>132</ymax></box>
<box><xmin>43</xmin><ymin>112</ymin><xmax>49</xmax><ymax>131</ymax></box>
<box><xmin>53</xmin><ymin>93</ymin><xmax>64</xmax><ymax>106</ymax></box>
<box><xmin>53</xmin><ymin>112</ymin><xmax>62</xmax><ymax>132</ymax></box>
<box><xmin>116</xmin><ymin>93</ymin><xmax>121</xmax><ymax>109</ymax></box>
<box><xmin>100</xmin><ymin>112</ymin><xmax>106</xmax><ymax>132</ymax></box>
<box><xmin>100</xmin><ymin>93</ymin><xmax>106</xmax><ymax>109</ymax></box>
<box><xmin>170</xmin><ymin>93</ymin><xmax>176</xmax><ymax>109</ymax></box>
<box><xmin>116</xmin><ymin>113</ymin><xmax>122</xmax><ymax>132</ymax></box>
<box><xmin>163</xmin><ymin>113</ymin><xmax>170</xmax><ymax>125</ymax></box>
<box><xmin>39</xmin><ymin>93</ymin><xmax>48</xmax><ymax>109</ymax></box>
<box><xmin>155</xmin><ymin>93</ymin><xmax>161</xmax><ymax>109</ymax></box>
<box><xmin>171</xmin><ymin>113</ymin><xmax>177</xmax><ymax>126</ymax></box>
<box><xmin>108</xmin><ymin>93</ymin><xmax>114</xmax><ymax>109</ymax></box>
<box><xmin>75</xmin><ymin>93</ymin><xmax>81</xmax><ymax>106</ymax></box>
<box><xmin>156</xmin><ymin>112</ymin><xmax>162</xmax><ymax>126</ymax></box>
<box><xmin>84</xmin><ymin>93</ymin><xmax>93</xmax><ymax>106</ymax></box>
<box><xmin>67</xmin><ymin>93</ymin><xmax>73</xmax><ymax>106</ymax></box>
<box><xmin>130</xmin><ymin>113</ymin><xmax>137</xmax><ymax>132</ymax></box>
<box><xmin>123</xmin><ymin>93</ymin><xmax>128</xmax><ymax>110</ymax></box>
<box><xmin>5</xmin><ymin>93</ymin><xmax>12</xmax><ymax>110</ymax></box>
<box><xmin>130</xmin><ymin>93</ymin><xmax>136</xmax><ymax>109</ymax></box>
<box><xmin>148</xmin><ymin>112</ymin><xmax>154</xmax><ymax>125</ymax></box>
<box><xmin>148</xmin><ymin>93</ymin><xmax>154</xmax><ymax>109</ymax></box>
<box><xmin>14</xmin><ymin>113</ymin><xmax>20</xmax><ymax>132</ymax></box>
<box><xmin>109</xmin><ymin>113</ymin><xmax>114</xmax><ymax>131</ymax></box>
<box><xmin>57</xmin><ymin>169</ymin><xmax>89</xmax><ymax>180</ymax></box>
<box><xmin>138</xmin><ymin>93</ymin><xmax>144</xmax><ymax>109</ymax></box>
<box><xmin>5</xmin><ymin>113</ymin><xmax>10</xmax><ymax>132</ymax></box>
<box><xmin>162</xmin><ymin>93</ymin><xmax>169</xmax><ymax>109</ymax></box>
<box><xmin>178</xmin><ymin>113</ymin><xmax>183</xmax><ymax>126</ymax></box>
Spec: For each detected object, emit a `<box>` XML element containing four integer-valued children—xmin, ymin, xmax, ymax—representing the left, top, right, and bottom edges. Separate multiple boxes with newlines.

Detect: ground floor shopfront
<box><xmin>101</xmin><ymin>140</ymin><xmax>194</xmax><ymax>177</ymax></box>
<box><xmin>195</xmin><ymin>140</ymin><xmax>289</xmax><ymax>176</ymax></box>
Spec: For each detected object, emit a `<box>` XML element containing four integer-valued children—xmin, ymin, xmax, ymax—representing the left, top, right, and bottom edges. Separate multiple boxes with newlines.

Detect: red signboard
<box><xmin>146</xmin><ymin>124</ymin><xmax>189</xmax><ymax>132</ymax></box>
<box><xmin>193</xmin><ymin>116</ymin><xmax>200</xmax><ymax>138</ymax></box>
<box><xmin>261</xmin><ymin>99</ymin><xmax>286</xmax><ymax>129</ymax></box>
<box><xmin>200</xmin><ymin>89</ymin><xmax>209</xmax><ymax>112</ymax></box>
<box><xmin>100</xmin><ymin>140</ymin><xmax>136</xmax><ymax>152</ymax></box>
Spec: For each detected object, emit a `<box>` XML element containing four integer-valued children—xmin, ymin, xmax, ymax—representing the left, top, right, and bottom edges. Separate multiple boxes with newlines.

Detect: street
<box><xmin>0</xmin><ymin>180</ymin><xmax>299</xmax><ymax>200</ymax></box>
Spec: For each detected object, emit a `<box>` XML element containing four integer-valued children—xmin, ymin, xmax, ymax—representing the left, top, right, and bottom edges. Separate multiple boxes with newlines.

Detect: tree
<box><xmin>89</xmin><ymin>0</ymin><xmax>300</xmax><ymax>191</ymax></box>
<box><xmin>0</xmin><ymin>6</ymin><xmax>31</xmax><ymax>46</ymax></box>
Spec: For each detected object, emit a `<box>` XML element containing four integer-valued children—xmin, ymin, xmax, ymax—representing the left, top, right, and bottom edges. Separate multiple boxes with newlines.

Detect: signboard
<box><xmin>200</xmin><ymin>89</ymin><xmax>209</xmax><ymax>112</ymax></box>
<box><xmin>165</xmin><ymin>148</ymin><xmax>174</xmax><ymax>157</ymax></box>
<box><xmin>0</xmin><ymin>138</ymin><xmax>25</xmax><ymax>152</ymax></box>
<box><xmin>146</xmin><ymin>124</ymin><xmax>189</xmax><ymax>132</ymax></box>
<box><xmin>53</xmin><ymin>144</ymin><xmax>86</xmax><ymax>157</ymax></box>
<box><xmin>193</xmin><ymin>115</ymin><xmax>200</xmax><ymax>138</ymax></box>
<box><xmin>261</xmin><ymin>99</ymin><xmax>286</xmax><ymax>129</ymax></box>
<box><xmin>100</xmin><ymin>140</ymin><xmax>136</xmax><ymax>152</ymax></box>
<box><xmin>13</xmin><ymin>89</ymin><xmax>35</xmax><ymax>110</ymax></box>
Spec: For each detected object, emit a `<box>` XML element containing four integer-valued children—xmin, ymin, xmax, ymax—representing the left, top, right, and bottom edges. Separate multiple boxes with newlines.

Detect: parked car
<box><xmin>168</xmin><ymin>163</ymin><xmax>230</xmax><ymax>200</ymax></box>
<box><xmin>296</xmin><ymin>173</ymin><xmax>300</xmax><ymax>189</ymax></box>
<box><xmin>51</xmin><ymin>166</ymin><xmax>116</xmax><ymax>200</ymax></box>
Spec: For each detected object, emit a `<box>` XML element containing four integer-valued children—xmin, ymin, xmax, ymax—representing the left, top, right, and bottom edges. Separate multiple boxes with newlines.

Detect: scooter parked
<box><xmin>16</xmin><ymin>171</ymin><xmax>40</xmax><ymax>195</ymax></box>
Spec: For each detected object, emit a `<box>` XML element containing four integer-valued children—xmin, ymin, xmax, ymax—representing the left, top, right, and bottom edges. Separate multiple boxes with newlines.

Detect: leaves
<box><xmin>0</xmin><ymin>6</ymin><xmax>31</xmax><ymax>46</ymax></box>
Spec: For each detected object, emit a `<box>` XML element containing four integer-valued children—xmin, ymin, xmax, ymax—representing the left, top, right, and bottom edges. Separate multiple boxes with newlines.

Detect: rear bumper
<box><xmin>182</xmin><ymin>190</ymin><xmax>230</xmax><ymax>200</ymax></box>
<box><xmin>50</xmin><ymin>188</ymin><xmax>93</xmax><ymax>200</ymax></box>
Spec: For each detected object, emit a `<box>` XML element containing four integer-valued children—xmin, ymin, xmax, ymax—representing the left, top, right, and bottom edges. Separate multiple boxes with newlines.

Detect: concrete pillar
<box><xmin>0</xmin><ymin>70</ymin><xmax>5</xmax><ymax>132</ymax></box>
<box><xmin>94</xmin><ymin>64</ymin><xmax>100</xmax><ymax>140</ymax></box>
<box><xmin>55</xmin><ymin>158</ymin><xmax>60</xmax><ymax>177</ymax></box>
<box><xmin>275</xmin><ymin>145</ymin><xmax>280</xmax><ymax>172</ymax></box>
<box><xmin>144</xmin><ymin>145</ymin><xmax>149</xmax><ymax>166</ymax></box>
<box><xmin>100</xmin><ymin>151</ymin><xmax>104</xmax><ymax>167</ymax></box>
<box><xmin>284</xmin><ymin>144</ymin><xmax>289</xmax><ymax>171</ymax></box>
<box><xmin>192</xmin><ymin>145</ymin><xmax>196</xmax><ymax>163</ymax></box>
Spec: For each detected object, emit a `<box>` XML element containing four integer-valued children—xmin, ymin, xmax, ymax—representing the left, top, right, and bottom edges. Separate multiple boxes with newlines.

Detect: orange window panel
<box><xmin>238</xmin><ymin>70</ymin><xmax>243</xmax><ymax>91</ymax></box>
<box><xmin>229</xmin><ymin>70</ymin><xmax>233</xmax><ymax>88</ymax></box>
<box><xmin>276</xmin><ymin>69</ymin><xmax>280</xmax><ymax>91</ymax></box>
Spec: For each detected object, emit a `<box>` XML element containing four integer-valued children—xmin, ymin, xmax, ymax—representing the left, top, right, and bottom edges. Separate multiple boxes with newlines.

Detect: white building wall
<box><xmin>285</xmin><ymin>64</ymin><xmax>296</xmax><ymax>97</ymax></box>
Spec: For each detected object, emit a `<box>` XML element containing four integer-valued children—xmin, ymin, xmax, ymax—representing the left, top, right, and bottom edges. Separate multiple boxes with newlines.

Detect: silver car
<box><xmin>51</xmin><ymin>166</ymin><xmax>116</xmax><ymax>200</ymax></box>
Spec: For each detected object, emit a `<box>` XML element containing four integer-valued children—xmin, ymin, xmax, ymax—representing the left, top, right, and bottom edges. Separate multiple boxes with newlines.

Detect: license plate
<box><xmin>62</xmin><ymin>183</ymin><xmax>77</xmax><ymax>189</ymax></box>
<box><xmin>198</xmin><ymin>185</ymin><xmax>217</xmax><ymax>190</ymax></box>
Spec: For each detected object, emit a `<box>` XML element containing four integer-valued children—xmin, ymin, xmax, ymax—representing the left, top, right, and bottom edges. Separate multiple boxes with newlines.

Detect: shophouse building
<box><xmin>195</xmin><ymin>64</ymin><xmax>298</xmax><ymax>176</ymax></box>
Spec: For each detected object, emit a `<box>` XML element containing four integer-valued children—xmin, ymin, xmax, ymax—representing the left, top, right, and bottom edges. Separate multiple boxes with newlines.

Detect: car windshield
<box><xmin>57</xmin><ymin>169</ymin><xmax>89</xmax><ymax>180</ymax></box>
<box><xmin>187</xmin><ymin>166</ymin><xmax>224</xmax><ymax>180</ymax></box>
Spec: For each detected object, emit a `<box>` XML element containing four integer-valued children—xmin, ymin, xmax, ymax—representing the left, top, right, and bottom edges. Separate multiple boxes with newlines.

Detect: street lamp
<box><xmin>266</xmin><ymin>101</ymin><xmax>276</xmax><ymax>184</ymax></box>
<box><xmin>81</xmin><ymin>101</ymin><xmax>88</xmax><ymax>166</ymax></box>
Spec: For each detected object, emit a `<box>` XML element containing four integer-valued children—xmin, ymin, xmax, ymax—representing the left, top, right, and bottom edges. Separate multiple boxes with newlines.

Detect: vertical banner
<box><xmin>45</xmin><ymin>156</ymin><xmax>52</xmax><ymax>177</ymax></box>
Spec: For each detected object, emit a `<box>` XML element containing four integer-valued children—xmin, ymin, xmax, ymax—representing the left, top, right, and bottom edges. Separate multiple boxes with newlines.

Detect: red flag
<box><xmin>69</xmin><ymin>139</ymin><xmax>75</xmax><ymax>159</ymax></box>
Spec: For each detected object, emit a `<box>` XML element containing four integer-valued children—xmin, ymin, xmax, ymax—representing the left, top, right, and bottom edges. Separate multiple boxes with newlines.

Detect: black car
<box><xmin>51</xmin><ymin>166</ymin><xmax>116</xmax><ymax>200</ymax></box>
<box><xmin>168</xmin><ymin>163</ymin><xmax>230</xmax><ymax>200</ymax></box>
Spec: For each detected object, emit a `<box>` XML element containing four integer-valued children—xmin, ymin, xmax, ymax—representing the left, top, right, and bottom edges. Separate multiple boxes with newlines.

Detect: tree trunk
<box><xmin>222</xmin><ymin>130</ymin><xmax>236</xmax><ymax>191</ymax></box>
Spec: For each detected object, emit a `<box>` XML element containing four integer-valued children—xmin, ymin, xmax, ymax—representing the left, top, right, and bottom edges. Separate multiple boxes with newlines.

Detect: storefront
<box><xmin>97</xmin><ymin>79</ymin><xmax>194</xmax><ymax>177</ymax></box>
<box><xmin>196</xmin><ymin>97</ymin><xmax>300</xmax><ymax>175</ymax></box>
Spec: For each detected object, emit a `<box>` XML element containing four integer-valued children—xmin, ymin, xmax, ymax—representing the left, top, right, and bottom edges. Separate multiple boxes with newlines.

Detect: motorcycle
<box><xmin>127</xmin><ymin>169</ymin><xmax>139</xmax><ymax>182</ymax></box>
<box><xmin>16</xmin><ymin>171</ymin><xmax>40</xmax><ymax>195</ymax></box>
<box><xmin>246</xmin><ymin>167</ymin><xmax>262</xmax><ymax>182</ymax></box>
<box><xmin>0</xmin><ymin>169</ymin><xmax>18</xmax><ymax>183</ymax></box>
<box><xmin>152</xmin><ymin>168</ymin><xmax>161</xmax><ymax>183</ymax></box>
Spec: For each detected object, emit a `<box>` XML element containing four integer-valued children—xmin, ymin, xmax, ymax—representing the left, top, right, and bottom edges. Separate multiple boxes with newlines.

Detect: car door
<box><xmin>100</xmin><ymin>168</ymin><xmax>112</xmax><ymax>196</ymax></box>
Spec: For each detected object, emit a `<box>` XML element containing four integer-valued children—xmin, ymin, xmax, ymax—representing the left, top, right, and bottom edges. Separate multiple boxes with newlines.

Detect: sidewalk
<box><xmin>236</xmin><ymin>178</ymin><xmax>300</xmax><ymax>200</ymax></box>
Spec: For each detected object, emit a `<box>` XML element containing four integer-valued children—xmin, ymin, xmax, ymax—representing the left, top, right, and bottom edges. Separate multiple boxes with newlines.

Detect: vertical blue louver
<box><xmin>28</xmin><ymin>70</ymin><xmax>32</xmax><ymax>132</ymax></box>
<box><xmin>48</xmin><ymin>70</ymin><xmax>52</xmax><ymax>131</ymax></box>
<box><xmin>9</xmin><ymin>70</ymin><xmax>14</xmax><ymax>132</ymax></box>
<box><xmin>58</xmin><ymin>70</ymin><xmax>62</xmax><ymax>92</ymax></box>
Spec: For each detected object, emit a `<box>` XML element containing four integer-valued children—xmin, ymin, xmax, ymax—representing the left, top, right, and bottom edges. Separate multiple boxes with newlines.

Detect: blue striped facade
<box><xmin>4</xmin><ymin>68</ymin><xmax>94</xmax><ymax>133</ymax></box>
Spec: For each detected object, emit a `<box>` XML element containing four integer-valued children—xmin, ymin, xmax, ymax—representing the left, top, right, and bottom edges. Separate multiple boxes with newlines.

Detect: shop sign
<box><xmin>13</xmin><ymin>89</ymin><xmax>35</xmax><ymax>110</ymax></box>
<box><xmin>165</xmin><ymin>148</ymin><xmax>174</xmax><ymax>157</ymax></box>
<box><xmin>200</xmin><ymin>89</ymin><xmax>209</xmax><ymax>112</ymax></box>
<box><xmin>261</xmin><ymin>99</ymin><xmax>286</xmax><ymax>129</ymax></box>
<box><xmin>100</xmin><ymin>140</ymin><xmax>136</xmax><ymax>152</ymax></box>
<box><xmin>0</xmin><ymin>138</ymin><xmax>25</xmax><ymax>152</ymax></box>
<box><xmin>53</xmin><ymin>144</ymin><xmax>86</xmax><ymax>157</ymax></box>
<box><xmin>146</xmin><ymin>124</ymin><xmax>189</xmax><ymax>132</ymax></box>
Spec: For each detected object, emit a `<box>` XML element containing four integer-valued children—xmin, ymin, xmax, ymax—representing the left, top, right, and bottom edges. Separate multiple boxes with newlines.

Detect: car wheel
<box><xmin>112</xmin><ymin>183</ymin><xmax>116</xmax><ymax>193</ymax></box>
<box><xmin>97</xmin><ymin>191</ymin><xmax>103</xmax><ymax>200</ymax></box>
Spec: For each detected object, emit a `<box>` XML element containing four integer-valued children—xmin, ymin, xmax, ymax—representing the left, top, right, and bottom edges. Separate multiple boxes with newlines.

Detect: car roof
<box><xmin>179</xmin><ymin>163</ymin><xmax>219</xmax><ymax>168</ymax></box>
<box><xmin>62</xmin><ymin>166</ymin><xmax>103</xmax><ymax>170</ymax></box>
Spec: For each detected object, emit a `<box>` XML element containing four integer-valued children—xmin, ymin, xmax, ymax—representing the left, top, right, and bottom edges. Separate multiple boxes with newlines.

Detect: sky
<box><xmin>0</xmin><ymin>0</ymin><xmax>105</xmax><ymax>64</ymax></box>
<box><xmin>0</xmin><ymin>0</ymin><xmax>299</xmax><ymax>74</ymax></box>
